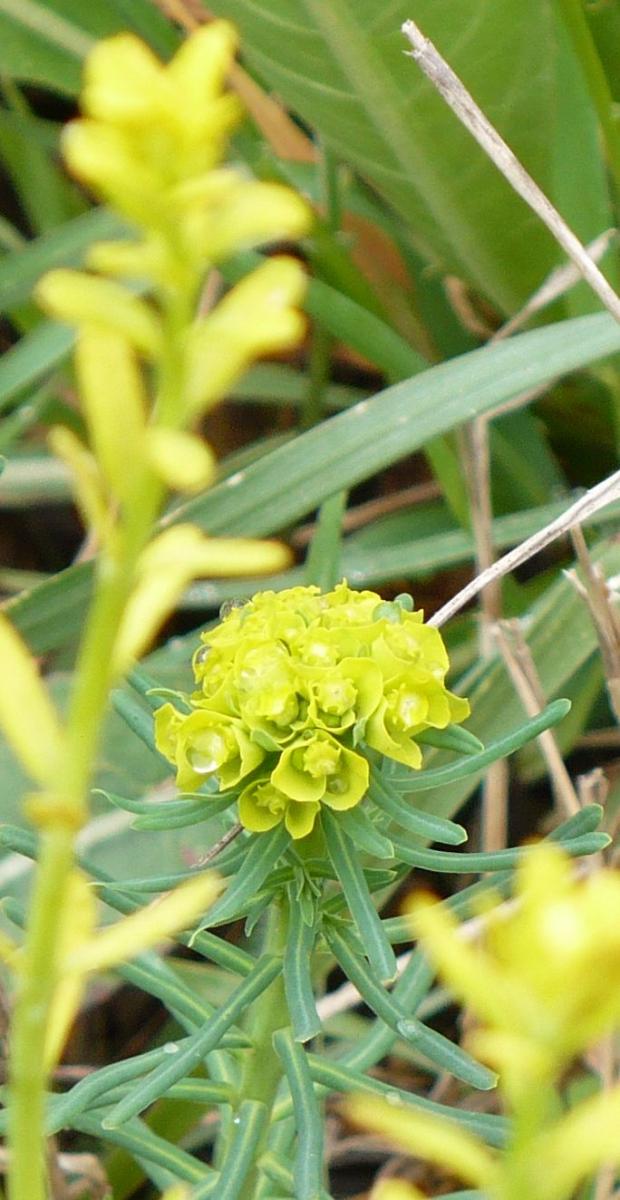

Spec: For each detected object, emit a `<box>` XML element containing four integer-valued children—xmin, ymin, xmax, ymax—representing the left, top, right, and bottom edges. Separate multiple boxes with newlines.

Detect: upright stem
<box><xmin>8</xmin><ymin>468</ymin><xmax>164</xmax><ymax>1200</ymax></box>
<box><xmin>233</xmin><ymin>904</ymin><xmax>289</xmax><ymax>1200</ymax></box>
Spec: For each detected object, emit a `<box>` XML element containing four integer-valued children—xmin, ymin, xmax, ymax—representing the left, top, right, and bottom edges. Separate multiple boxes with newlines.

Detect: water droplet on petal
<box><xmin>219</xmin><ymin>597</ymin><xmax>248</xmax><ymax>620</ymax></box>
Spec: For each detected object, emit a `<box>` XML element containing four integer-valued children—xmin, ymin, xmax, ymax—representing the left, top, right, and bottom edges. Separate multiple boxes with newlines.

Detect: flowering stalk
<box><xmin>4</xmin><ymin>22</ymin><xmax>310</xmax><ymax>1200</ymax></box>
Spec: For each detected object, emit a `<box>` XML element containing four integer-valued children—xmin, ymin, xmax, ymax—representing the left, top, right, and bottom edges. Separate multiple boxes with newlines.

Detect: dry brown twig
<box><xmin>567</xmin><ymin>527</ymin><xmax>620</xmax><ymax>724</ymax></box>
<box><xmin>428</xmin><ymin>469</ymin><xmax>620</xmax><ymax>629</ymax></box>
<box><xmin>493</xmin><ymin>620</ymin><xmax>580</xmax><ymax>819</ymax></box>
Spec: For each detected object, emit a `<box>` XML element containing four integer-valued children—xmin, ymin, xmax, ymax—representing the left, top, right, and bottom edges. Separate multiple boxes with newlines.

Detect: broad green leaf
<box><xmin>7</xmin><ymin>311</ymin><xmax>620</xmax><ymax>656</ymax></box>
<box><xmin>551</xmin><ymin>16</ymin><xmax>619</xmax><ymax>318</ymax></box>
<box><xmin>0</xmin><ymin>108</ymin><xmax>83</xmax><ymax>235</ymax></box>
<box><xmin>172</xmin><ymin>314</ymin><xmax>620</xmax><ymax>538</ymax></box>
<box><xmin>0</xmin><ymin>208</ymin><xmax>123</xmax><ymax>314</ymax></box>
<box><xmin>208</xmin><ymin>0</ymin><xmax>560</xmax><ymax>311</ymax></box>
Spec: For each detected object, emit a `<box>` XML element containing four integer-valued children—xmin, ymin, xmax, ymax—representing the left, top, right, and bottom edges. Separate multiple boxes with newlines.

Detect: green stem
<box><xmin>8</xmin><ymin>413</ymin><xmax>166</xmax><ymax>1200</ymax></box>
<box><xmin>233</xmin><ymin>905</ymin><xmax>290</xmax><ymax>1200</ymax></box>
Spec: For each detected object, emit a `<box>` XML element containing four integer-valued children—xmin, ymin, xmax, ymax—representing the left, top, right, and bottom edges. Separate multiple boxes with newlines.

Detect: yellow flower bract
<box><xmin>155</xmin><ymin>582</ymin><xmax>469</xmax><ymax>838</ymax></box>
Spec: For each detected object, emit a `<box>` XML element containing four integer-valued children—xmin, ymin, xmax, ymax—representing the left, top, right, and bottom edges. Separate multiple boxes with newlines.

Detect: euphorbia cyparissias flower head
<box><xmin>155</xmin><ymin>582</ymin><xmax>469</xmax><ymax>838</ymax></box>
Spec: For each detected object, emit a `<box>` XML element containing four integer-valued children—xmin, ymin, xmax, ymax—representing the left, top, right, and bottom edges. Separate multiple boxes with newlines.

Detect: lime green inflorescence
<box><xmin>154</xmin><ymin>582</ymin><xmax>469</xmax><ymax>839</ymax></box>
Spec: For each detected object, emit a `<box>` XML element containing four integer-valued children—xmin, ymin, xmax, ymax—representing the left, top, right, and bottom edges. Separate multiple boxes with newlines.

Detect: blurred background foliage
<box><xmin>1</xmin><ymin>1</ymin><xmax>620</xmax><ymax>1195</ymax></box>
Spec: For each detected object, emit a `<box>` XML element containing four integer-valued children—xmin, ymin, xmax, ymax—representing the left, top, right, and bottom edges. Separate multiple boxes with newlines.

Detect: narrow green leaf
<box><xmin>548</xmin><ymin>803</ymin><xmax>604</xmax><ymax>840</ymax></box>
<box><xmin>97</xmin><ymin>786</ymin><xmax>237</xmax><ymax>830</ymax></box>
<box><xmin>273</xmin><ymin>1030</ymin><xmax>323</xmax><ymax>1200</ymax></box>
<box><xmin>389</xmin><ymin>699</ymin><xmax>571</xmax><ymax>794</ymax></box>
<box><xmin>283</xmin><ymin>887</ymin><xmax>321</xmax><ymax>1043</ymax></box>
<box><xmin>109</xmin><ymin>689</ymin><xmax>162</xmax><ymax>757</ymax></box>
<box><xmin>259</xmin><ymin>1154</ymin><xmax>311</xmax><ymax>1197</ymax></box>
<box><xmin>0</xmin><ymin>320</ymin><xmax>73</xmax><ymax>412</ymax></box>
<box><xmin>304</xmin><ymin>489</ymin><xmax>347</xmax><ymax>590</ymax></box>
<box><xmin>305</xmin><ymin>1057</ymin><xmax>507</xmax><ymax>1147</ymax></box>
<box><xmin>47</xmin><ymin>1041</ymin><xmax>190</xmax><ymax>1132</ymax></box>
<box><xmin>392</xmin><ymin>832</ymin><xmax>609</xmax><ymax>873</ymax></box>
<box><xmin>416</xmin><ymin>726</ymin><xmax>484</xmax><ymax>755</ymax></box>
<box><xmin>119</xmin><ymin>957</ymin><xmax>250</xmax><ymax>1047</ymax></box>
<box><xmin>0</xmin><ymin>821</ymin><xmax>255</xmax><ymax>976</ymax></box>
<box><xmin>193</xmin><ymin>1100</ymin><xmax>268</xmax><ymax>1200</ymax></box>
<box><xmin>368</xmin><ymin>768</ymin><xmax>467</xmax><ymax>845</ymax></box>
<box><xmin>396</xmin><ymin>1018</ymin><xmax>497</xmax><ymax>1090</ymax></box>
<box><xmin>337</xmin><ymin>805</ymin><xmax>394</xmax><ymax>858</ymax></box>
<box><xmin>325</xmin><ymin>924</ymin><xmax>495</xmax><ymax>1090</ymax></box>
<box><xmin>200</xmin><ymin>825</ymin><xmax>289</xmax><ymax>928</ymax></box>
<box><xmin>173</xmin><ymin>314</ymin><xmax>620</xmax><ymax>539</ymax></box>
<box><xmin>73</xmin><ymin>1112</ymin><xmax>209</xmax><ymax>1184</ymax></box>
<box><xmin>321</xmin><ymin>808</ymin><xmax>396</xmax><ymax>984</ymax></box>
<box><xmin>104</xmin><ymin>956</ymin><xmax>282</xmax><ymax>1127</ymax></box>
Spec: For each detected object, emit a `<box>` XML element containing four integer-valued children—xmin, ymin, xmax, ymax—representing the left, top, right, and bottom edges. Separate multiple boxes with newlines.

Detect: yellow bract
<box><xmin>0</xmin><ymin>615</ymin><xmax>64</xmax><ymax>786</ymax></box>
<box><xmin>41</xmin><ymin>867</ymin><xmax>221</xmax><ymax>1071</ymax></box>
<box><xmin>113</xmin><ymin>526</ymin><xmax>291</xmax><ymax>672</ymax></box>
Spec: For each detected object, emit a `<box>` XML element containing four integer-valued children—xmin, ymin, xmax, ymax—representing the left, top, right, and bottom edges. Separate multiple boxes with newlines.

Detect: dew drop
<box><xmin>219</xmin><ymin>597</ymin><xmax>248</xmax><ymax>620</ymax></box>
<box><xmin>385</xmin><ymin>1090</ymin><xmax>402</xmax><ymax>1106</ymax></box>
<box><xmin>163</xmin><ymin>1042</ymin><xmax>179</xmax><ymax>1054</ymax></box>
<box><xmin>233</xmin><ymin>1116</ymin><xmax>241</xmax><ymax>1125</ymax></box>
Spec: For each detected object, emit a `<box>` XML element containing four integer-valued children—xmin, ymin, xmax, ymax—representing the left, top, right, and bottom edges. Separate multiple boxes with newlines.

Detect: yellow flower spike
<box><xmin>0</xmin><ymin>613</ymin><xmax>64</xmax><ymax>786</ymax></box>
<box><xmin>44</xmin><ymin>869</ymin><xmax>96</xmax><ymax>1070</ymax></box>
<box><xmin>87</xmin><ymin>237</ymin><xmax>166</xmax><ymax>282</ymax></box>
<box><xmin>345</xmin><ymin>1096</ymin><xmax>496</xmax><ymax>1191</ymax></box>
<box><xmin>166</xmin><ymin>20</ymin><xmax>237</xmax><ymax>107</ymax></box>
<box><xmin>202</xmin><ymin>180</ymin><xmax>311</xmax><ymax>261</ymax></box>
<box><xmin>145</xmin><ymin>429</ymin><xmax>217</xmax><ymax>494</ymax></box>
<box><xmin>48</xmin><ymin>425</ymin><xmax>111</xmax><ymax>541</ymax></box>
<box><xmin>66</xmin><ymin>873</ymin><xmax>221</xmax><ymax>975</ymax></box>
<box><xmin>185</xmin><ymin>257</ymin><xmax>307</xmax><ymax>415</ymax></box>
<box><xmin>112</xmin><ymin>526</ymin><xmax>291</xmax><ymax>672</ymax></box>
<box><xmin>75</xmin><ymin>328</ymin><xmax>147</xmax><ymax>505</ymax></box>
<box><xmin>62</xmin><ymin>120</ymin><xmax>166</xmax><ymax>219</ymax></box>
<box><xmin>36</xmin><ymin>269</ymin><xmax>162</xmax><ymax>357</ymax></box>
<box><xmin>81</xmin><ymin>33</ymin><xmax>170</xmax><ymax>126</ymax></box>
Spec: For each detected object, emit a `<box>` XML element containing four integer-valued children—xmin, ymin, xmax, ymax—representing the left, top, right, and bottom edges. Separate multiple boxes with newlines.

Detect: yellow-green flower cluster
<box><xmin>349</xmin><ymin>848</ymin><xmax>620</xmax><ymax>1200</ymax></box>
<box><xmin>411</xmin><ymin>844</ymin><xmax>620</xmax><ymax>1086</ymax></box>
<box><xmin>155</xmin><ymin>582</ymin><xmax>469</xmax><ymax>839</ymax></box>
